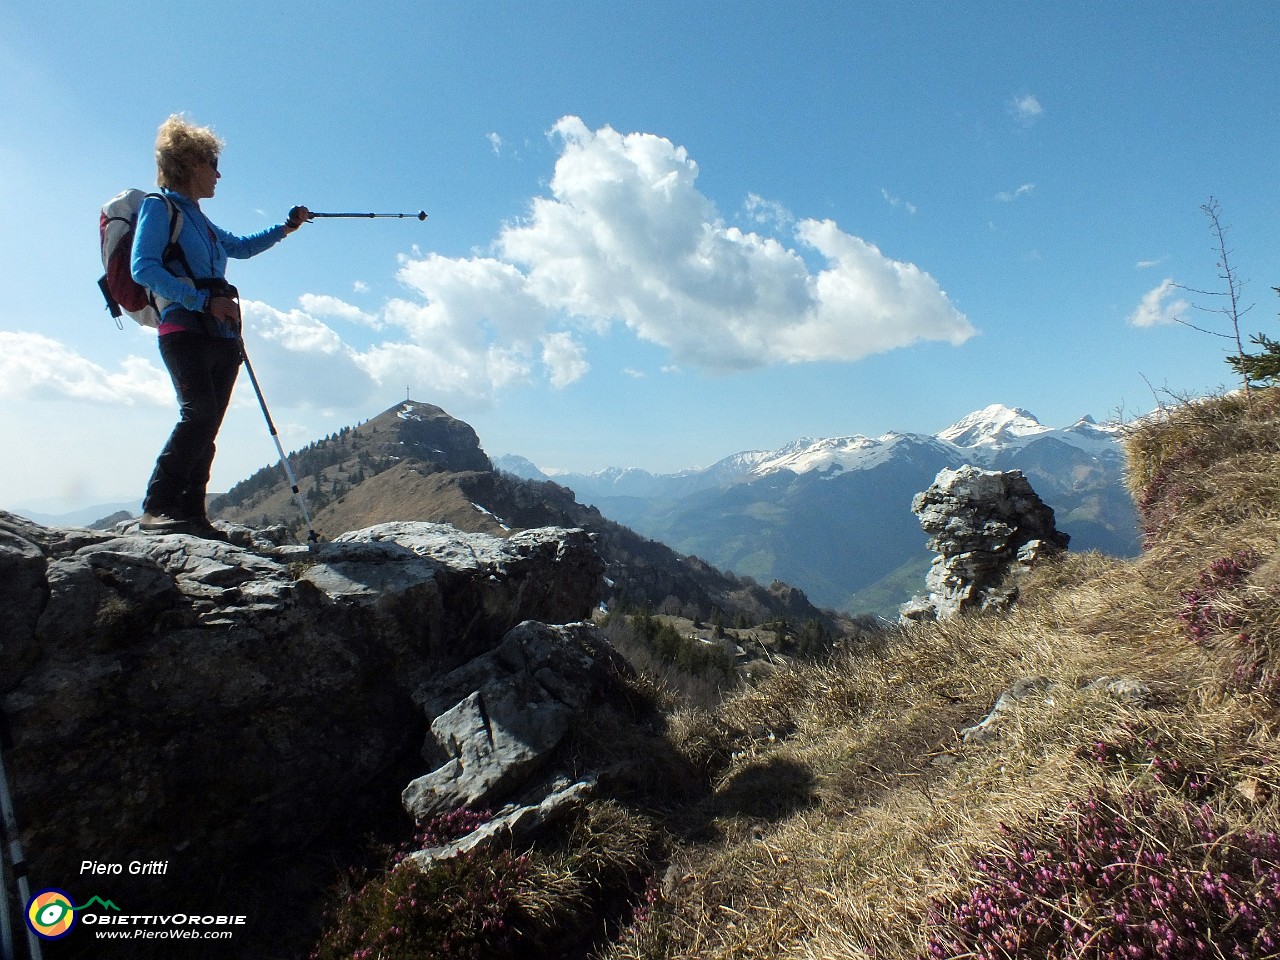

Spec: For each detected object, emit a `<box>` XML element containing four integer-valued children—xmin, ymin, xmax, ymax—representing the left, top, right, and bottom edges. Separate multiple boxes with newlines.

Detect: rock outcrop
<box><xmin>402</xmin><ymin>620</ymin><xmax>630</xmax><ymax>819</ymax></box>
<box><xmin>0</xmin><ymin>510</ymin><xmax>621</xmax><ymax>955</ymax></box>
<box><xmin>900</xmin><ymin>466</ymin><xmax>1069</xmax><ymax>621</ymax></box>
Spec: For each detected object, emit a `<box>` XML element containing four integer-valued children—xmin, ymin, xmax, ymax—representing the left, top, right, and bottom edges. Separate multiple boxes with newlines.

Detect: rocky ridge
<box><xmin>0</xmin><ymin>509</ymin><xmax>653</xmax><ymax>957</ymax></box>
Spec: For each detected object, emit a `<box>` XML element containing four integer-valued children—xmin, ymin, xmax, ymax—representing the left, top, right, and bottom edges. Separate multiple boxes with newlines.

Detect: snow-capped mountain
<box><xmin>740</xmin><ymin>432</ymin><xmax>948</xmax><ymax>479</ymax></box>
<box><xmin>745</xmin><ymin>405</ymin><xmax>1125</xmax><ymax>480</ymax></box>
<box><xmin>537</xmin><ymin>404</ymin><xmax>1126</xmax><ymax>498</ymax></box>
<box><xmin>502</xmin><ymin>404</ymin><xmax>1138</xmax><ymax>619</ymax></box>
<box><xmin>936</xmin><ymin>404</ymin><xmax>1050</xmax><ymax>448</ymax></box>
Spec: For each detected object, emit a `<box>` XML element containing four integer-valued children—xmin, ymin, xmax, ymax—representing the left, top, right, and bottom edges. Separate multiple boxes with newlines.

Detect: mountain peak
<box><xmin>936</xmin><ymin>404</ymin><xmax>1048</xmax><ymax>448</ymax></box>
<box><xmin>366</xmin><ymin>400</ymin><xmax>492</xmax><ymax>472</ymax></box>
<box><xmin>395</xmin><ymin>400</ymin><xmax>437</xmax><ymax>422</ymax></box>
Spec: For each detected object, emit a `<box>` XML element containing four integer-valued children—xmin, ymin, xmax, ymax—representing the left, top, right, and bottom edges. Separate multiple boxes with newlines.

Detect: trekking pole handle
<box><xmin>205</xmin><ymin>281</ymin><xmax>241</xmax><ymax>332</ymax></box>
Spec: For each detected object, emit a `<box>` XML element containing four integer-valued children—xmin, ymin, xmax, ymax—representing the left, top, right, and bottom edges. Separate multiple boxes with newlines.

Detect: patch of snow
<box><xmin>469</xmin><ymin>501</ymin><xmax>512</xmax><ymax>531</ymax></box>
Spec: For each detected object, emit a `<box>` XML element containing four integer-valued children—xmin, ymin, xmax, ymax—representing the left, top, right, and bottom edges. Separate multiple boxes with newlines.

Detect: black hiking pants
<box><xmin>143</xmin><ymin>327</ymin><xmax>243</xmax><ymax>519</ymax></box>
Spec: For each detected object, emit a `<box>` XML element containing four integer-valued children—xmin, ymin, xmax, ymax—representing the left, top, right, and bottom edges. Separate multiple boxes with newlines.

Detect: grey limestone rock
<box><xmin>901</xmin><ymin>466</ymin><xmax>1069</xmax><ymax>622</ymax></box>
<box><xmin>402</xmin><ymin>620</ymin><xmax>630</xmax><ymax>819</ymax></box>
<box><xmin>404</xmin><ymin>778</ymin><xmax>596</xmax><ymax>869</ymax></box>
<box><xmin>0</xmin><ymin>509</ymin><xmax>608</xmax><ymax>919</ymax></box>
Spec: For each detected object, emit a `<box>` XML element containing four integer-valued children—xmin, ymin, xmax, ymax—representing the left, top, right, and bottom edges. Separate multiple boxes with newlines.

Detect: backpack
<box><xmin>98</xmin><ymin>190</ymin><xmax>184</xmax><ymax>328</ymax></box>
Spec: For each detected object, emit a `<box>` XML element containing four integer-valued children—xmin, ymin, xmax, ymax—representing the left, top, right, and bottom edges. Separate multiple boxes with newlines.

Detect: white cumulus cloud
<box><xmin>541</xmin><ymin>332</ymin><xmax>590</xmax><ymax>387</ymax></box>
<box><xmin>0</xmin><ymin>332</ymin><xmax>171</xmax><ymax>405</ymax></box>
<box><xmin>495</xmin><ymin>116</ymin><xmax>973</xmax><ymax>370</ymax></box>
<box><xmin>297</xmin><ymin>293</ymin><xmax>381</xmax><ymax>328</ymax></box>
<box><xmin>1129</xmin><ymin>278</ymin><xmax>1189</xmax><ymax>327</ymax></box>
<box><xmin>781</xmin><ymin>219</ymin><xmax>975</xmax><ymax>360</ymax></box>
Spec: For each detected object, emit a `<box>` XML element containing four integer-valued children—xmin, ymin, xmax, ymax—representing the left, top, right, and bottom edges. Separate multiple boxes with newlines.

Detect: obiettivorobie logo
<box><xmin>26</xmin><ymin>887</ymin><xmax>247</xmax><ymax>941</ymax></box>
<box><xmin>25</xmin><ymin>889</ymin><xmax>118</xmax><ymax>940</ymax></box>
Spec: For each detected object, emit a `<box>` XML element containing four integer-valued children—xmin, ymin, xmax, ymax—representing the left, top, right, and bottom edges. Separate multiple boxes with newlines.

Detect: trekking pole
<box><xmin>0</xmin><ymin>849</ymin><xmax>11</xmax><ymax>960</ymax></box>
<box><xmin>297</xmin><ymin>208</ymin><xmax>428</xmax><ymax>221</ymax></box>
<box><xmin>239</xmin><ymin>343</ymin><xmax>320</xmax><ymax>549</ymax></box>
<box><xmin>0</xmin><ymin>724</ymin><xmax>41</xmax><ymax>960</ymax></box>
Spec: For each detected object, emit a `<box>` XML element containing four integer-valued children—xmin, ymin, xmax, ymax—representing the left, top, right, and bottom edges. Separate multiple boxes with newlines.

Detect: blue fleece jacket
<box><xmin>131</xmin><ymin>189</ymin><xmax>287</xmax><ymax>331</ymax></box>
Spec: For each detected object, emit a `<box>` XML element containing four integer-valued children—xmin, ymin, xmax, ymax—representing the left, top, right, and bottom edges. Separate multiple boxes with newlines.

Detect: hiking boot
<box><xmin>185</xmin><ymin>518</ymin><xmax>230</xmax><ymax>542</ymax></box>
<box><xmin>138</xmin><ymin>511</ymin><xmax>190</xmax><ymax>533</ymax></box>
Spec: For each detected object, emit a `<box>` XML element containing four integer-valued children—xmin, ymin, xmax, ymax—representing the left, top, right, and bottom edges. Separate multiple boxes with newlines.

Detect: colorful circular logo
<box><xmin>27</xmin><ymin>889</ymin><xmax>76</xmax><ymax>940</ymax></box>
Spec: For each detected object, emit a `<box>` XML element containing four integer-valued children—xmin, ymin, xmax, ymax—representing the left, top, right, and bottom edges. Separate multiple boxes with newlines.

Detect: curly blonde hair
<box><xmin>154</xmin><ymin>114</ymin><xmax>224</xmax><ymax>191</ymax></box>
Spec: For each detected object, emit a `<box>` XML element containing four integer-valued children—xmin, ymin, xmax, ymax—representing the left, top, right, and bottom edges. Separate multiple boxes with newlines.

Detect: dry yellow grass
<box><xmin>600</xmin><ymin>389</ymin><xmax>1280</xmax><ymax>960</ymax></box>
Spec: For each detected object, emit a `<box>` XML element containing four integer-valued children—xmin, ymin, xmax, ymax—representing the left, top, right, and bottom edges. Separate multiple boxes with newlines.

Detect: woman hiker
<box><xmin>132</xmin><ymin>114</ymin><xmax>309</xmax><ymax>538</ymax></box>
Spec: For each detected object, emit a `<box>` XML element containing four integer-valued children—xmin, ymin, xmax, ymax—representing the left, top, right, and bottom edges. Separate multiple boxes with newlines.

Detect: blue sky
<box><xmin>3</xmin><ymin>1</ymin><xmax>1279</xmax><ymax>513</ymax></box>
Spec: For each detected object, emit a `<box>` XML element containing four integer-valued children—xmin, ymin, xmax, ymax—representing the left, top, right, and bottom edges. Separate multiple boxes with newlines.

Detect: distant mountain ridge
<box><xmin>498</xmin><ymin>405</ymin><xmax>1126</xmax><ymax>498</ymax></box>
<box><xmin>10</xmin><ymin>500</ymin><xmax>141</xmax><ymax>529</ymax></box>
<box><xmin>495</xmin><ymin>405</ymin><xmax>1139</xmax><ymax>617</ymax></box>
<box><xmin>209</xmin><ymin>401</ymin><xmax>849</xmax><ymax>634</ymax></box>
